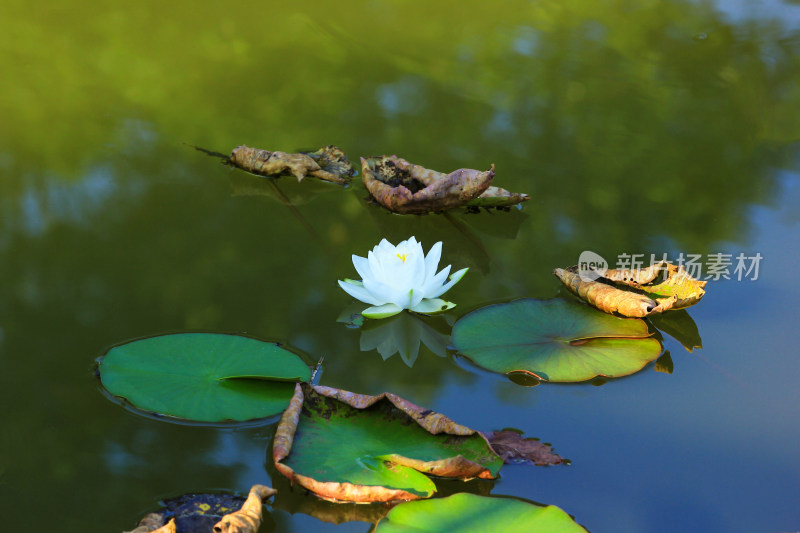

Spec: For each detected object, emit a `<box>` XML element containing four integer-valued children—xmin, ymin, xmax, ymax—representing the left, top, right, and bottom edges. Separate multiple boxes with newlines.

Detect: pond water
<box><xmin>2</xmin><ymin>0</ymin><xmax>799</xmax><ymax>531</ymax></box>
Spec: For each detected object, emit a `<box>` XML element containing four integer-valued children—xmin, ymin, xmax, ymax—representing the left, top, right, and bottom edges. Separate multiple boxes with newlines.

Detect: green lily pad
<box><xmin>98</xmin><ymin>333</ymin><xmax>311</xmax><ymax>423</ymax></box>
<box><xmin>273</xmin><ymin>384</ymin><xmax>502</xmax><ymax>502</ymax></box>
<box><xmin>451</xmin><ymin>298</ymin><xmax>662</xmax><ymax>382</ymax></box>
<box><xmin>374</xmin><ymin>493</ymin><xmax>586</xmax><ymax>532</ymax></box>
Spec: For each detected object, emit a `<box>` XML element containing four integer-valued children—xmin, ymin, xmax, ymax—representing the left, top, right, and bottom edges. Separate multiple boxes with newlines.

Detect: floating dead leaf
<box><xmin>468</xmin><ymin>185</ymin><xmax>530</xmax><ymax>208</ymax></box>
<box><xmin>361</xmin><ymin>155</ymin><xmax>496</xmax><ymax>214</ymax></box>
<box><xmin>554</xmin><ymin>262</ymin><xmax>707</xmax><ymax>318</ymax></box>
<box><xmin>230</xmin><ymin>145</ymin><xmax>354</xmax><ymax>184</ymax></box>
<box><xmin>482</xmin><ymin>429</ymin><xmax>565</xmax><ymax>466</ymax></box>
<box><xmin>124</xmin><ymin>515</ymin><xmax>175</xmax><ymax>533</ymax></box>
<box><xmin>273</xmin><ymin>383</ymin><xmax>502</xmax><ymax>503</ymax></box>
<box><xmin>212</xmin><ymin>485</ymin><xmax>276</xmax><ymax>533</ymax></box>
<box><xmin>125</xmin><ymin>491</ymin><xmax>269</xmax><ymax>533</ymax></box>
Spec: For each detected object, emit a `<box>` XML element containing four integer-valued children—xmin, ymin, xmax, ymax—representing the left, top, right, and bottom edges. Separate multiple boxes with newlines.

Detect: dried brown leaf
<box><xmin>361</xmin><ymin>155</ymin><xmax>495</xmax><ymax>214</ymax></box>
<box><xmin>124</xmin><ymin>516</ymin><xmax>175</xmax><ymax>533</ymax></box>
<box><xmin>469</xmin><ymin>186</ymin><xmax>530</xmax><ymax>208</ymax></box>
<box><xmin>212</xmin><ymin>485</ymin><xmax>276</xmax><ymax>533</ymax></box>
<box><xmin>554</xmin><ymin>267</ymin><xmax>668</xmax><ymax>317</ymax></box>
<box><xmin>229</xmin><ymin>145</ymin><xmax>352</xmax><ymax>184</ymax></box>
<box><xmin>554</xmin><ymin>263</ymin><xmax>706</xmax><ymax>318</ymax></box>
<box><xmin>603</xmin><ymin>261</ymin><xmax>668</xmax><ymax>285</ymax></box>
<box><xmin>483</xmin><ymin>430</ymin><xmax>565</xmax><ymax>466</ymax></box>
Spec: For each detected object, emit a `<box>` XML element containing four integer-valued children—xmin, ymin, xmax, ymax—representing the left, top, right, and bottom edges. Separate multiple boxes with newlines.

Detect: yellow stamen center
<box><xmin>397</xmin><ymin>253</ymin><xmax>408</xmax><ymax>263</ymax></box>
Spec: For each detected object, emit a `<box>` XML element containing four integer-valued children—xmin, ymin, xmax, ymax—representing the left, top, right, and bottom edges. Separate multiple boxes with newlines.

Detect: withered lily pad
<box><xmin>229</xmin><ymin>145</ymin><xmax>354</xmax><ymax>184</ymax></box>
<box><xmin>451</xmin><ymin>298</ymin><xmax>662</xmax><ymax>382</ymax></box>
<box><xmin>554</xmin><ymin>262</ymin><xmax>707</xmax><ymax>318</ymax></box>
<box><xmin>374</xmin><ymin>493</ymin><xmax>586</xmax><ymax>533</ymax></box>
<box><xmin>361</xmin><ymin>155</ymin><xmax>496</xmax><ymax>214</ymax></box>
<box><xmin>273</xmin><ymin>383</ymin><xmax>503</xmax><ymax>503</ymax></box>
<box><xmin>213</xmin><ymin>484</ymin><xmax>276</xmax><ymax>533</ymax></box>
<box><xmin>125</xmin><ymin>486</ymin><xmax>275</xmax><ymax>533</ymax></box>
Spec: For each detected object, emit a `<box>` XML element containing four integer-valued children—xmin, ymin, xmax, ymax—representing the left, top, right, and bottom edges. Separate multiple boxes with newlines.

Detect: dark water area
<box><xmin>1</xmin><ymin>1</ymin><xmax>799</xmax><ymax>531</ymax></box>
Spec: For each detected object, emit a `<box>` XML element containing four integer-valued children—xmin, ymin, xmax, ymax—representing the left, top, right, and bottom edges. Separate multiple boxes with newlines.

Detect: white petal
<box><xmin>423</xmin><ymin>241</ymin><xmax>442</xmax><ymax>283</ymax></box>
<box><xmin>410</xmin><ymin>298</ymin><xmax>456</xmax><ymax>314</ymax></box>
<box><xmin>409</xmin><ymin>287</ymin><xmax>425</xmax><ymax>308</ymax></box>
<box><xmin>407</xmin><ymin>247</ymin><xmax>426</xmax><ymax>294</ymax></box>
<box><xmin>422</xmin><ymin>264</ymin><xmax>451</xmax><ymax>298</ymax></box>
<box><xmin>368</xmin><ymin>250</ymin><xmax>387</xmax><ymax>283</ymax></box>
<box><xmin>376</xmin><ymin>238</ymin><xmax>395</xmax><ymax>255</ymax></box>
<box><xmin>362</xmin><ymin>303</ymin><xmax>404</xmax><ymax>319</ymax></box>
<box><xmin>352</xmin><ymin>255</ymin><xmax>372</xmax><ymax>281</ymax></box>
<box><xmin>363</xmin><ymin>278</ymin><xmax>405</xmax><ymax>308</ymax></box>
<box><xmin>338</xmin><ymin>279</ymin><xmax>382</xmax><ymax>305</ymax></box>
<box><xmin>407</xmin><ymin>236</ymin><xmax>422</xmax><ymax>254</ymax></box>
<box><xmin>427</xmin><ymin>267</ymin><xmax>468</xmax><ymax>299</ymax></box>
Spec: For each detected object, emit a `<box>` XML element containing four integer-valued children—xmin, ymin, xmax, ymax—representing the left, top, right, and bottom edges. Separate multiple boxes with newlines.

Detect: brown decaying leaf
<box><xmin>124</xmin><ymin>516</ymin><xmax>176</xmax><ymax>533</ymax></box>
<box><xmin>469</xmin><ymin>185</ymin><xmax>530</xmax><ymax>207</ymax></box>
<box><xmin>212</xmin><ymin>485</ymin><xmax>277</xmax><ymax>533</ymax></box>
<box><xmin>482</xmin><ymin>430</ymin><xmax>564</xmax><ymax>466</ymax></box>
<box><xmin>230</xmin><ymin>145</ymin><xmax>352</xmax><ymax>184</ymax></box>
<box><xmin>273</xmin><ymin>383</ymin><xmax>499</xmax><ymax>503</ymax></box>
<box><xmin>603</xmin><ymin>261</ymin><xmax>667</xmax><ymax>285</ymax></box>
<box><xmin>361</xmin><ymin>155</ymin><xmax>495</xmax><ymax>214</ymax></box>
<box><xmin>553</xmin><ymin>263</ymin><xmax>706</xmax><ymax>318</ymax></box>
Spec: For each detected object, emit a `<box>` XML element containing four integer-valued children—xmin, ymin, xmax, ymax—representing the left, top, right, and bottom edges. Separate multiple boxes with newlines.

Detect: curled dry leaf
<box><xmin>361</xmin><ymin>155</ymin><xmax>496</xmax><ymax>214</ymax></box>
<box><xmin>483</xmin><ymin>429</ymin><xmax>565</xmax><ymax>466</ymax></box>
<box><xmin>212</xmin><ymin>485</ymin><xmax>277</xmax><ymax>533</ymax></box>
<box><xmin>124</xmin><ymin>516</ymin><xmax>176</xmax><ymax>533</ymax></box>
<box><xmin>273</xmin><ymin>383</ymin><xmax>502</xmax><ymax>503</ymax></box>
<box><xmin>553</xmin><ymin>263</ymin><xmax>707</xmax><ymax>318</ymax></box>
<box><xmin>469</xmin><ymin>185</ymin><xmax>530</xmax><ymax>208</ymax></box>
<box><xmin>230</xmin><ymin>145</ymin><xmax>354</xmax><ymax>184</ymax></box>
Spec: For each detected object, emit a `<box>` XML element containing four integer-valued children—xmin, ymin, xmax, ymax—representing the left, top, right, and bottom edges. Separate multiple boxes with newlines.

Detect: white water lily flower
<box><xmin>338</xmin><ymin>237</ymin><xmax>468</xmax><ymax>319</ymax></box>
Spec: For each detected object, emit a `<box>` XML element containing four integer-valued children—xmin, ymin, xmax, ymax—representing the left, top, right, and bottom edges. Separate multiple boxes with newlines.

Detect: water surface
<box><xmin>1</xmin><ymin>1</ymin><xmax>799</xmax><ymax>531</ymax></box>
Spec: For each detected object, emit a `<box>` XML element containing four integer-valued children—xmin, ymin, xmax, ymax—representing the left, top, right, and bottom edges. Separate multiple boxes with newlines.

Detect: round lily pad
<box><xmin>375</xmin><ymin>493</ymin><xmax>586</xmax><ymax>532</ymax></box>
<box><xmin>452</xmin><ymin>298</ymin><xmax>662</xmax><ymax>382</ymax></box>
<box><xmin>98</xmin><ymin>333</ymin><xmax>311</xmax><ymax>423</ymax></box>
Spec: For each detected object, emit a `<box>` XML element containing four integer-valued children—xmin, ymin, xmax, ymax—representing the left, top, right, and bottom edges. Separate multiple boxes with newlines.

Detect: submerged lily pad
<box><xmin>374</xmin><ymin>493</ymin><xmax>586</xmax><ymax>533</ymax></box>
<box><xmin>98</xmin><ymin>333</ymin><xmax>311</xmax><ymax>423</ymax></box>
<box><xmin>361</xmin><ymin>155</ymin><xmax>496</xmax><ymax>214</ymax></box>
<box><xmin>273</xmin><ymin>384</ymin><xmax>502</xmax><ymax>502</ymax></box>
<box><xmin>451</xmin><ymin>298</ymin><xmax>662</xmax><ymax>382</ymax></box>
<box><xmin>554</xmin><ymin>262</ymin><xmax>707</xmax><ymax>317</ymax></box>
